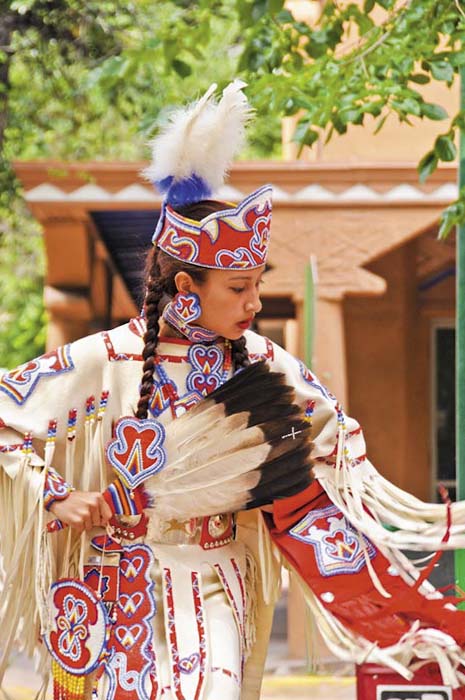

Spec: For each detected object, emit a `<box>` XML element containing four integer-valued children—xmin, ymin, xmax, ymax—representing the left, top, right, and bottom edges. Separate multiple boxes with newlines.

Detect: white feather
<box><xmin>164</xmin><ymin>417</ymin><xmax>264</xmax><ymax>479</ymax></box>
<box><xmin>143</xmin><ymin>80</ymin><xmax>253</xmax><ymax>193</ymax></box>
<box><xmin>148</xmin><ymin>484</ymin><xmax>257</xmax><ymax>521</ymax></box>
<box><xmin>144</xmin><ymin>405</ymin><xmax>271</xmax><ymax>519</ymax></box>
<box><xmin>146</xmin><ymin>446</ymin><xmax>265</xmax><ymax>520</ymax></box>
<box><xmin>162</xmin><ymin>398</ymin><xmax>229</xmax><ymax>451</ymax></box>
<box><xmin>142</xmin><ymin>363</ymin><xmax>313</xmax><ymax>521</ymax></box>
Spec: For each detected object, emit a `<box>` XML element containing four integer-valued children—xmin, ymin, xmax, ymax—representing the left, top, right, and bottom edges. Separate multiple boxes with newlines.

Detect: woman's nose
<box><xmin>245</xmin><ymin>291</ymin><xmax>262</xmax><ymax>314</ymax></box>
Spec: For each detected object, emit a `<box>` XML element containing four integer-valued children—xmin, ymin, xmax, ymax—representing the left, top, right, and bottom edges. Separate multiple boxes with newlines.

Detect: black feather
<box><xmin>204</xmin><ymin>361</ymin><xmax>315</xmax><ymax>509</ymax></box>
<box><xmin>207</xmin><ymin>362</ymin><xmax>294</xmax><ymax>420</ymax></box>
<box><xmin>254</xmin><ymin>445</ymin><xmax>313</xmax><ymax>490</ymax></box>
<box><xmin>248</xmin><ymin>474</ymin><xmax>312</xmax><ymax>510</ymax></box>
<box><xmin>152</xmin><ymin>360</ymin><xmax>315</xmax><ymax>519</ymax></box>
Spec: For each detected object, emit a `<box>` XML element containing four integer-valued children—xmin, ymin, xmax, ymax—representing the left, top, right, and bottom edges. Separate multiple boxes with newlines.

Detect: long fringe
<box><xmin>297</xmin><ymin>572</ymin><xmax>465</xmax><ymax>688</ymax></box>
<box><xmin>0</xmin><ymin>459</ymin><xmax>44</xmax><ymax>682</ymax></box>
<box><xmin>305</xmin><ymin>423</ymin><xmax>465</xmax><ymax>686</ymax></box>
<box><xmin>244</xmin><ymin>549</ymin><xmax>258</xmax><ymax>658</ymax></box>
<box><xmin>257</xmin><ymin>512</ymin><xmax>281</xmax><ymax>606</ymax></box>
<box><xmin>314</xmin><ymin>424</ymin><xmax>465</xmax><ymax>557</ymax></box>
<box><xmin>0</xmin><ymin>398</ymin><xmax>109</xmax><ymax>685</ymax></box>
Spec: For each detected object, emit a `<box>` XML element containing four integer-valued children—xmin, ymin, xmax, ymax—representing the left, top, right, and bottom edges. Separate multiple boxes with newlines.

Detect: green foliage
<box><xmin>439</xmin><ymin>187</ymin><xmax>465</xmax><ymax>240</ymax></box>
<box><xmin>0</xmin><ymin>1</ymin><xmax>147</xmax><ymax>368</ymax></box>
<box><xmin>235</xmin><ymin>0</ymin><xmax>465</xmax><ymax>235</ymax></box>
<box><xmin>0</xmin><ymin>0</ymin><xmax>279</xmax><ymax>368</ymax></box>
<box><xmin>0</xmin><ymin>203</ymin><xmax>47</xmax><ymax>369</ymax></box>
<box><xmin>237</xmin><ymin>0</ymin><xmax>463</xmax><ymax>148</ymax></box>
<box><xmin>1</xmin><ymin>0</ymin><xmax>465</xmax><ymax>370</ymax></box>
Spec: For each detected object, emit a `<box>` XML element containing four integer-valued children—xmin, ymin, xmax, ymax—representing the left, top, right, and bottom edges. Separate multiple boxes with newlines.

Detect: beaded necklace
<box><xmin>153</xmin><ymin>339</ymin><xmax>233</xmax><ymax>418</ymax></box>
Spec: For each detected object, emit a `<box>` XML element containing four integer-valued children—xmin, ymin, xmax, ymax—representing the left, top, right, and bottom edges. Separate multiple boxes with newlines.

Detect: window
<box><xmin>432</xmin><ymin>322</ymin><xmax>455</xmax><ymax>502</ymax></box>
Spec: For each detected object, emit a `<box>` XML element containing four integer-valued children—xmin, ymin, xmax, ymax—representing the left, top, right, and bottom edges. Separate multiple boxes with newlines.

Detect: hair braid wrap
<box><xmin>136</xmin><ymin>259</ymin><xmax>164</xmax><ymax>420</ymax></box>
<box><xmin>231</xmin><ymin>335</ymin><xmax>250</xmax><ymax>373</ymax></box>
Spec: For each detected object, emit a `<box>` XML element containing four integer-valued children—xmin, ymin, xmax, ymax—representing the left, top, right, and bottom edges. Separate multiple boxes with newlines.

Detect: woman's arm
<box><xmin>49</xmin><ymin>490</ymin><xmax>112</xmax><ymax>532</ymax></box>
<box><xmin>0</xmin><ymin>330</ymin><xmax>113</xmax><ymax>531</ymax></box>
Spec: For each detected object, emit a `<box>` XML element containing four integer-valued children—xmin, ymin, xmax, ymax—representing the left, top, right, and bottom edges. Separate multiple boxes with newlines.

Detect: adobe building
<box><xmin>14</xmin><ymin>157</ymin><xmax>457</xmax><ymax>505</ymax></box>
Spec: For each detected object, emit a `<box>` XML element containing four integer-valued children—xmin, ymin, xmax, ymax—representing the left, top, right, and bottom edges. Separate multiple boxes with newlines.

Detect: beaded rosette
<box><xmin>44</xmin><ymin>579</ymin><xmax>109</xmax><ymax>699</ymax></box>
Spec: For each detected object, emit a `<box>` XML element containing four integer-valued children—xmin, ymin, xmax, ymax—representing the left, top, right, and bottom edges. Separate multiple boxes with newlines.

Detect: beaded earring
<box><xmin>162</xmin><ymin>291</ymin><xmax>219</xmax><ymax>342</ymax></box>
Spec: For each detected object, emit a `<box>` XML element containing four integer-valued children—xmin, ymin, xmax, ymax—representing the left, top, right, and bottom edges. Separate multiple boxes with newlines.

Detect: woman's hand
<box><xmin>49</xmin><ymin>491</ymin><xmax>113</xmax><ymax>533</ymax></box>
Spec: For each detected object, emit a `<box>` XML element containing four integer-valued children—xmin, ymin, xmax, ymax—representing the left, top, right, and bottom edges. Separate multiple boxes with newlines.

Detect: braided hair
<box><xmin>136</xmin><ymin>201</ymin><xmax>251</xmax><ymax>419</ymax></box>
<box><xmin>230</xmin><ymin>336</ymin><xmax>251</xmax><ymax>371</ymax></box>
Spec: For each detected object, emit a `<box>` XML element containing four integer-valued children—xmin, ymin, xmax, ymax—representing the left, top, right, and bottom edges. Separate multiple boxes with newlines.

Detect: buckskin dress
<box><xmin>2</xmin><ymin>317</ymin><xmax>465</xmax><ymax>698</ymax></box>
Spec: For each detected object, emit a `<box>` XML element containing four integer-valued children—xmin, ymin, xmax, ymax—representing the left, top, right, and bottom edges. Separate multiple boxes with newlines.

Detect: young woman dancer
<box><xmin>2</xmin><ymin>82</ymin><xmax>465</xmax><ymax>700</ymax></box>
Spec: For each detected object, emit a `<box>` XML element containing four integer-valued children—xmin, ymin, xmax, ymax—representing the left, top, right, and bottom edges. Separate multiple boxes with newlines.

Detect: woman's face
<box><xmin>178</xmin><ymin>266</ymin><xmax>265</xmax><ymax>340</ymax></box>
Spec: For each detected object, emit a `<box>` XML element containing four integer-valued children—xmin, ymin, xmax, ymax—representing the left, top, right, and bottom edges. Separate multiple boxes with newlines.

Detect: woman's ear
<box><xmin>174</xmin><ymin>271</ymin><xmax>194</xmax><ymax>294</ymax></box>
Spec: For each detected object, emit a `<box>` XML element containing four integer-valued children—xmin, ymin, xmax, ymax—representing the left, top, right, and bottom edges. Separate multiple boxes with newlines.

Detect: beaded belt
<box><xmin>147</xmin><ymin>512</ymin><xmax>234</xmax><ymax>549</ymax></box>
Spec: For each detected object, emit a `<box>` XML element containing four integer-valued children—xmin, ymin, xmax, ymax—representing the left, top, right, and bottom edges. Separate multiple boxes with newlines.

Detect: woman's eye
<box><xmin>231</xmin><ymin>288</ymin><xmax>245</xmax><ymax>294</ymax></box>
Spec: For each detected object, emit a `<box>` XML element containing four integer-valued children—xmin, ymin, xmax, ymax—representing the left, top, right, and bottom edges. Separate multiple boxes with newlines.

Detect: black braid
<box><xmin>136</xmin><ymin>252</ymin><xmax>164</xmax><ymax>420</ymax></box>
<box><xmin>231</xmin><ymin>335</ymin><xmax>251</xmax><ymax>372</ymax></box>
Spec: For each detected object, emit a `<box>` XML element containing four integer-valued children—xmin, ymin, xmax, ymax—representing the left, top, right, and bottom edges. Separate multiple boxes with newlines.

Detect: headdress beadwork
<box><xmin>143</xmin><ymin>81</ymin><xmax>273</xmax><ymax>271</ymax></box>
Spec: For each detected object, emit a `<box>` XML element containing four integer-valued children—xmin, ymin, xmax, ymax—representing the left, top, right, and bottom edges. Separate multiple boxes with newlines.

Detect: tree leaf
<box><xmin>292</xmin><ymin>122</ymin><xmax>319</xmax><ymax>147</ymax></box>
<box><xmin>172</xmin><ymin>58</ymin><xmax>192</xmax><ymax>77</ymax></box>
<box><xmin>421</xmin><ymin>102</ymin><xmax>448</xmax><ymax>120</ymax></box>
<box><xmin>305</xmin><ymin>30</ymin><xmax>330</xmax><ymax>58</ymax></box>
<box><xmin>453</xmin><ymin>112</ymin><xmax>465</xmax><ymax>130</ymax></box>
<box><xmin>430</xmin><ymin>60</ymin><xmax>455</xmax><ymax>83</ymax></box>
<box><xmin>363</xmin><ymin>101</ymin><xmax>382</xmax><ymax>117</ymax></box>
<box><xmin>399</xmin><ymin>97</ymin><xmax>421</xmax><ymax>116</ymax></box>
<box><xmin>438</xmin><ymin>200</ymin><xmax>465</xmax><ymax>240</ymax></box>
<box><xmin>417</xmin><ymin>150</ymin><xmax>438</xmax><ymax>183</ymax></box>
<box><xmin>268</xmin><ymin>0</ymin><xmax>284</xmax><ymax>14</ymax></box>
<box><xmin>450</xmin><ymin>52</ymin><xmax>465</xmax><ymax>68</ymax></box>
<box><xmin>434</xmin><ymin>134</ymin><xmax>457</xmax><ymax>162</ymax></box>
<box><xmin>252</xmin><ymin>0</ymin><xmax>268</xmax><ymax>22</ymax></box>
<box><xmin>409</xmin><ymin>73</ymin><xmax>430</xmax><ymax>85</ymax></box>
<box><xmin>373</xmin><ymin>113</ymin><xmax>388</xmax><ymax>134</ymax></box>
<box><xmin>276</xmin><ymin>9</ymin><xmax>294</xmax><ymax>22</ymax></box>
<box><xmin>340</xmin><ymin>108</ymin><xmax>362</xmax><ymax>125</ymax></box>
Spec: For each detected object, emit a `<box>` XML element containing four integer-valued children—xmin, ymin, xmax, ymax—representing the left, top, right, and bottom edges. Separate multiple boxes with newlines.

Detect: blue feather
<box><xmin>161</xmin><ymin>173</ymin><xmax>212</xmax><ymax>207</ymax></box>
<box><xmin>155</xmin><ymin>175</ymin><xmax>174</xmax><ymax>194</ymax></box>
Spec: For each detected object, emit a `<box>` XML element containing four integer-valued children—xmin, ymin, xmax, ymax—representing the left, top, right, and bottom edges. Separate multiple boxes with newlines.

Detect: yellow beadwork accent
<box><xmin>52</xmin><ymin>659</ymin><xmax>86</xmax><ymax>700</ymax></box>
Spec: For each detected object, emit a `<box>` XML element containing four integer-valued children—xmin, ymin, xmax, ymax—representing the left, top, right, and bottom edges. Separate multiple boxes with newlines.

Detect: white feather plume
<box><xmin>143</xmin><ymin>400</ymin><xmax>268</xmax><ymax>519</ymax></box>
<box><xmin>142</xmin><ymin>363</ymin><xmax>314</xmax><ymax>521</ymax></box>
<box><xmin>143</xmin><ymin>79</ymin><xmax>253</xmax><ymax>193</ymax></box>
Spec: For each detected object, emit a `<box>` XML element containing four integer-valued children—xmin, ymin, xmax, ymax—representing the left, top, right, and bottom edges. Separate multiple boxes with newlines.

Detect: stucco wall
<box><xmin>344</xmin><ymin>243</ymin><xmax>433</xmax><ymax>500</ymax></box>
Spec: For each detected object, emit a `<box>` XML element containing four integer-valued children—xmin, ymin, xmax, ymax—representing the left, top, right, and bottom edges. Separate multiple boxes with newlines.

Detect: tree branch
<box><xmin>336</xmin><ymin>0</ymin><xmax>412</xmax><ymax>63</ymax></box>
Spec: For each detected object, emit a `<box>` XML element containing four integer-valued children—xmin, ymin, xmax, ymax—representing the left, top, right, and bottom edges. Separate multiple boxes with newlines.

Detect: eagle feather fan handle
<box><xmin>144</xmin><ymin>361</ymin><xmax>314</xmax><ymax>521</ymax></box>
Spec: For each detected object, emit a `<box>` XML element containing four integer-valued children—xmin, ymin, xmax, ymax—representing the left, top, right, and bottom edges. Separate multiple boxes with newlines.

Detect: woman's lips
<box><xmin>237</xmin><ymin>319</ymin><xmax>253</xmax><ymax>330</ymax></box>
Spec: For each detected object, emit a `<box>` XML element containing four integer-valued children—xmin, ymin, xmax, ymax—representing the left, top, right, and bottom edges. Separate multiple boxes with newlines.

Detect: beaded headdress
<box><xmin>144</xmin><ymin>81</ymin><xmax>272</xmax><ymax>270</ymax></box>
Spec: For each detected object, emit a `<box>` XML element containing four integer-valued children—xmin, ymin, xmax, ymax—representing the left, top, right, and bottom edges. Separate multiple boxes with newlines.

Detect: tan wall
<box><xmin>420</xmin><ymin>271</ymin><xmax>456</xmax><ymax>318</ymax></box>
<box><xmin>343</xmin><ymin>243</ymin><xmax>432</xmax><ymax>499</ymax></box>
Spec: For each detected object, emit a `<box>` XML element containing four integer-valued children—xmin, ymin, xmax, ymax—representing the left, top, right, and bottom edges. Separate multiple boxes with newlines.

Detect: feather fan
<box><xmin>142</xmin><ymin>80</ymin><xmax>253</xmax><ymax>206</ymax></box>
<box><xmin>143</xmin><ymin>361</ymin><xmax>314</xmax><ymax>520</ymax></box>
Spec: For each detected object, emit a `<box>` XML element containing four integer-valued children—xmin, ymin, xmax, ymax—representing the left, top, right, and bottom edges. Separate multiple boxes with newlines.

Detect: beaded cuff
<box><xmin>43</xmin><ymin>467</ymin><xmax>74</xmax><ymax>511</ymax></box>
